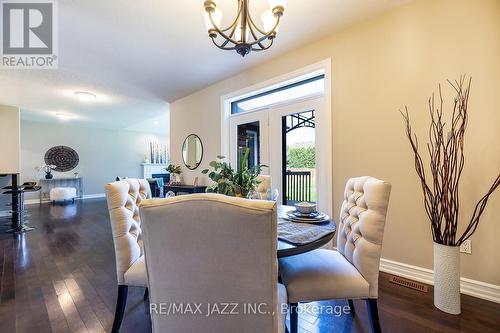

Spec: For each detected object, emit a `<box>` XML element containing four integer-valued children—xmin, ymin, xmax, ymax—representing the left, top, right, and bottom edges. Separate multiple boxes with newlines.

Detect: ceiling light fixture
<box><xmin>203</xmin><ymin>0</ymin><xmax>286</xmax><ymax>57</ymax></box>
<box><xmin>74</xmin><ymin>91</ymin><xmax>97</xmax><ymax>102</ymax></box>
<box><xmin>56</xmin><ymin>113</ymin><xmax>74</xmax><ymax>120</ymax></box>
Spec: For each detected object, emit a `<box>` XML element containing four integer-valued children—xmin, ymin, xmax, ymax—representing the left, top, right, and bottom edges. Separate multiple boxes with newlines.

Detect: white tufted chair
<box><xmin>256</xmin><ymin>175</ymin><xmax>272</xmax><ymax>199</ymax></box>
<box><xmin>139</xmin><ymin>193</ymin><xmax>287</xmax><ymax>333</ymax></box>
<box><xmin>279</xmin><ymin>176</ymin><xmax>391</xmax><ymax>333</ymax></box>
<box><xmin>104</xmin><ymin>179</ymin><xmax>152</xmax><ymax>333</ymax></box>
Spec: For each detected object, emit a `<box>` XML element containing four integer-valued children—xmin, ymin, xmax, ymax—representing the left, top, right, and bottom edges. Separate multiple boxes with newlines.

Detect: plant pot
<box><xmin>434</xmin><ymin>242</ymin><xmax>461</xmax><ymax>314</ymax></box>
<box><xmin>169</xmin><ymin>173</ymin><xmax>182</xmax><ymax>184</ymax></box>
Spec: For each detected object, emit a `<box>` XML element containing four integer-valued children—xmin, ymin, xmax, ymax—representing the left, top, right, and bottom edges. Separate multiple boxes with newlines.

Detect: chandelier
<box><xmin>203</xmin><ymin>0</ymin><xmax>286</xmax><ymax>57</ymax></box>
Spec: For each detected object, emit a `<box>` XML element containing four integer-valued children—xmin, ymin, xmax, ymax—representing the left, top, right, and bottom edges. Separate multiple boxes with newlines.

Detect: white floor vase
<box><xmin>433</xmin><ymin>242</ymin><xmax>461</xmax><ymax>314</ymax></box>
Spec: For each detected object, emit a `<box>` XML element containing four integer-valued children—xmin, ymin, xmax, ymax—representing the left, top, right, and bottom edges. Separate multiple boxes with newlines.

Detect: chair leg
<box><xmin>289</xmin><ymin>303</ymin><xmax>298</xmax><ymax>333</ymax></box>
<box><xmin>347</xmin><ymin>299</ymin><xmax>356</xmax><ymax>317</ymax></box>
<box><xmin>111</xmin><ymin>285</ymin><xmax>128</xmax><ymax>333</ymax></box>
<box><xmin>143</xmin><ymin>288</ymin><xmax>149</xmax><ymax>301</ymax></box>
<box><xmin>366</xmin><ymin>299</ymin><xmax>381</xmax><ymax>333</ymax></box>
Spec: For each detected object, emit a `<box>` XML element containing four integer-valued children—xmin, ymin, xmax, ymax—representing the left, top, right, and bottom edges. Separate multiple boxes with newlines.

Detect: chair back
<box><xmin>256</xmin><ymin>175</ymin><xmax>272</xmax><ymax>199</ymax></box>
<box><xmin>139</xmin><ymin>193</ymin><xmax>279</xmax><ymax>333</ymax></box>
<box><xmin>104</xmin><ymin>179</ymin><xmax>151</xmax><ymax>284</ymax></box>
<box><xmin>337</xmin><ymin>176</ymin><xmax>391</xmax><ymax>298</ymax></box>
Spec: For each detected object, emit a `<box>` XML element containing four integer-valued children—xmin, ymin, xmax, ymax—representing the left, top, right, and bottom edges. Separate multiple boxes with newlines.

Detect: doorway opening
<box><xmin>282</xmin><ymin>110</ymin><xmax>316</xmax><ymax>205</ymax></box>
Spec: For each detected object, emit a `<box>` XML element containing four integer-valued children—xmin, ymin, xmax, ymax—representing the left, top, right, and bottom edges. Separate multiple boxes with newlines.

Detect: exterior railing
<box><xmin>285</xmin><ymin>170</ymin><xmax>312</xmax><ymax>204</ymax></box>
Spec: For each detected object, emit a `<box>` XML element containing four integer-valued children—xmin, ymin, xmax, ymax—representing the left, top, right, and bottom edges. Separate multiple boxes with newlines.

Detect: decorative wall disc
<box><xmin>44</xmin><ymin>146</ymin><xmax>79</xmax><ymax>172</ymax></box>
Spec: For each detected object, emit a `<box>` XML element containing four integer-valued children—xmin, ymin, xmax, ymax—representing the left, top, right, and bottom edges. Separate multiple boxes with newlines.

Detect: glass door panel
<box><xmin>237</xmin><ymin>121</ymin><xmax>260</xmax><ymax>169</ymax></box>
<box><xmin>229</xmin><ymin>111</ymin><xmax>269</xmax><ymax>173</ymax></box>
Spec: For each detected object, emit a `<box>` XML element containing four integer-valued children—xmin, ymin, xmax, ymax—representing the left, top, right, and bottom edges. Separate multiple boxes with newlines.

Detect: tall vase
<box><xmin>434</xmin><ymin>242</ymin><xmax>461</xmax><ymax>314</ymax></box>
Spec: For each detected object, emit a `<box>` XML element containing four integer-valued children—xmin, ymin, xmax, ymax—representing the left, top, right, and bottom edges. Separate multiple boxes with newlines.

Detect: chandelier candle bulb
<box><xmin>261</xmin><ymin>10</ymin><xmax>275</xmax><ymax>33</ymax></box>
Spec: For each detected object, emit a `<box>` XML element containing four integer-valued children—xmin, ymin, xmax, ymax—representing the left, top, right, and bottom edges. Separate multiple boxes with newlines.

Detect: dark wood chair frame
<box><xmin>111</xmin><ymin>286</ymin><xmax>149</xmax><ymax>333</ymax></box>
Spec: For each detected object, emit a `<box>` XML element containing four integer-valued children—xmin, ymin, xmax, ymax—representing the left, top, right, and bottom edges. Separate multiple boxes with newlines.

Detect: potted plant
<box><xmin>202</xmin><ymin>147</ymin><xmax>266</xmax><ymax>197</ymax></box>
<box><xmin>166</xmin><ymin>164</ymin><xmax>182</xmax><ymax>184</ymax></box>
<box><xmin>37</xmin><ymin>164</ymin><xmax>57</xmax><ymax>179</ymax></box>
<box><xmin>401</xmin><ymin>76</ymin><xmax>500</xmax><ymax>314</ymax></box>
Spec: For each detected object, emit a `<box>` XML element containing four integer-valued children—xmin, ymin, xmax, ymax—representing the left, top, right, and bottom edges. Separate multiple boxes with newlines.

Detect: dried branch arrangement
<box><xmin>401</xmin><ymin>76</ymin><xmax>500</xmax><ymax>246</ymax></box>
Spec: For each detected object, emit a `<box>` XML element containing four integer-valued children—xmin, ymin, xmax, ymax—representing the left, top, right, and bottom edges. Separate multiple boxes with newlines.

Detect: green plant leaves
<box><xmin>202</xmin><ymin>150</ymin><xmax>264</xmax><ymax>197</ymax></box>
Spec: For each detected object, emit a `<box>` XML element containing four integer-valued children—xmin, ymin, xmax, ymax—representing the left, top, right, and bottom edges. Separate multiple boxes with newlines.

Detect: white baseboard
<box><xmin>24</xmin><ymin>193</ymin><xmax>106</xmax><ymax>205</ymax></box>
<box><xmin>380</xmin><ymin>258</ymin><xmax>500</xmax><ymax>304</ymax></box>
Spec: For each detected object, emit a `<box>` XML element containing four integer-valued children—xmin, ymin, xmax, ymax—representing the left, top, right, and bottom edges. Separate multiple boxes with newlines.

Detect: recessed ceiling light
<box><xmin>153</xmin><ymin>121</ymin><xmax>159</xmax><ymax>125</ymax></box>
<box><xmin>56</xmin><ymin>113</ymin><xmax>73</xmax><ymax>120</ymax></box>
<box><xmin>74</xmin><ymin>91</ymin><xmax>96</xmax><ymax>102</ymax></box>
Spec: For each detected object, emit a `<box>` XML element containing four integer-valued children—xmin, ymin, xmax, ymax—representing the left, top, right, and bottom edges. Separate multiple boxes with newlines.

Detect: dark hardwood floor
<box><xmin>0</xmin><ymin>199</ymin><xmax>499</xmax><ymax>333</ymax></box>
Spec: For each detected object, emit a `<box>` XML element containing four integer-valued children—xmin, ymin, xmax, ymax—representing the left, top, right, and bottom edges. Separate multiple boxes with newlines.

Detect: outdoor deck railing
<box><xmin>285</xmin><ymin>170</ymin><xmax>312</xmax><ymax>203</ymax></box>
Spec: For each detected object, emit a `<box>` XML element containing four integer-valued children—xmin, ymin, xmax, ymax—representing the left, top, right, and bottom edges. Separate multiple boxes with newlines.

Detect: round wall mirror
<box><xmin>182</xmin><ymin>134</ymin><xmax>203</xmax><ymax>170</ymax></box>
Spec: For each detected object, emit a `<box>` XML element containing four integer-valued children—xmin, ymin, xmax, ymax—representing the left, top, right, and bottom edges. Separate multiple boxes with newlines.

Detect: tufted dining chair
<box><xmin>139</xmin><ymin>193</ymin><xmax>287</xmax><ymax>333</ymax></box>
<box><xmin>104</xmin><ymin>178</ymin><xmax>152</xmax><ymax>333</ymax></box>
<box><xmin>256</xmin><ymin>175</ymin><xmax>272</xmax><ymax>199</ymax></box>
<box><xmin>279</xmin><ymin>176</ymin><xmax>391</xmax><ymax>333</ymax></box>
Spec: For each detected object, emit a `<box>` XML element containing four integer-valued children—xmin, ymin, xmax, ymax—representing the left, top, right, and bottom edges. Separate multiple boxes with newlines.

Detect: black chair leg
<box><xmin>348</xmin><ymin>299</ymin><xmax>356</xmax><ymax>317</ymax></box>
<box><xmin>112</xmin><ymin>285</ymin><xmax>128</xmax><ymax>333</ymax></box>
<box><xmin>289</xmin><ymin>303</ymin><xmax>298</xmax><ymax>333</ymax></box>
<box><xmin>143</xmin><ymin>288</ymin><xmax>149</xmax><ymax>301</ymax></box>
<box><xmin>366</xmin><ymin>299</ymin><xmax>381</xmax><ymax>333</ymax></box>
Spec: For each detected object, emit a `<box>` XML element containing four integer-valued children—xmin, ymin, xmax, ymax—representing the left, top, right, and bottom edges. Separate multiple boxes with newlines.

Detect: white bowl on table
<box><xmin>294</xmin><ymin>202</ymin><xmax>317</xmax><ymax>214</ymax></box>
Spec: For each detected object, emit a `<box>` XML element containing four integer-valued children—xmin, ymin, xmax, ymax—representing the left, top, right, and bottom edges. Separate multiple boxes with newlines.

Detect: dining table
<box><xmin>277</xmin><ymin>205</ymin><xmax>336</xmax><ymax>258</ymax></box>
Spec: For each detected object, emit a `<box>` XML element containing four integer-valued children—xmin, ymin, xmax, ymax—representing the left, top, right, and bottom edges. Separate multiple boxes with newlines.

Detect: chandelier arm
<box><xmin>219</xmin><ymin>0</ymin><xmax>243</xmax><ymax>33</ymax></box>
<box><xmin>209</xmin><ymin>11</ymin><xmax>240</xmax><ymax>45</ymax></box>
<box><xmin>211</xmin><ymin>37</ymin><xmax>236</xmax><ymax>50</ymax></box>
<box><xmin>247</xmin><ymin>21</ymin><xmax>267</xmax><ymax>49</ymax></box>
<box><xmin>252</xmin><ymin>38</ymin><xmax>274</xmax><ymax>51</ymax></box>
<box><xmin>247</xmin><ymin>11</ymin><xmax>268</xmax><ymax>36</ymax></box>
<box><xmin>246</xmin><ymin>16</ymin><xmax>280</xmax><ymax>46</ymax></box>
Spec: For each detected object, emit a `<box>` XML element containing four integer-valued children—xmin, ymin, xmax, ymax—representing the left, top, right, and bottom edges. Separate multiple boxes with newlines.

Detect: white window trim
<box><xmin>220</xmin><ymin>59</ymin><xmax>333</xmax><ymax>215</ymax></box>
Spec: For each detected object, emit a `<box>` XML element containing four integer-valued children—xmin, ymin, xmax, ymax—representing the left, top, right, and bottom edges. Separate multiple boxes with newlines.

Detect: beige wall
<box><xmin>170</xmin><ymin>0</ymin><xmax>500</xmax><ymax>285</ymax></box>
<box><xmin>0</xmin><ymin>105</ymin><xmax>20</xmax><ymax>174</ymax></box>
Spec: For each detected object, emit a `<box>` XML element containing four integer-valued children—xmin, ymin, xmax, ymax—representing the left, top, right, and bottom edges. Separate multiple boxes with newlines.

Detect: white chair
<box><xmin>104</xmin><ymin>178</ymin><xmax>152</xmax><ymax>333</ymax></box>
<box><xmin>139</xmin><ymin>193</ymin><xmax>287</xmax><ymax>333</ymax></box>
<box><xmin>279</xmin><ymin>176</ymin><xmax>391</xmax><ymax>333</ymax></box>
<box><xmin>256</xmin><ymin>174</ymin><xmax>272</xmax><ymax>199</ymax></box>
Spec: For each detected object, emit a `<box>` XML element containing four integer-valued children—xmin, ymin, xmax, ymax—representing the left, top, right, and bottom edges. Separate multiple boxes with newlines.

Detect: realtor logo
<box><xmin>1</xmin><ymin>0</ymin><xmax>58</xmax><ymax>69</ymax></box>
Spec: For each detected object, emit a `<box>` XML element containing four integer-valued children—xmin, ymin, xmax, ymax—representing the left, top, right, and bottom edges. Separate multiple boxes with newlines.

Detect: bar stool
<box><xmin>2</xmin><ymin>177</ymin><xmax>41</xmax><ymax>233</ymax></box>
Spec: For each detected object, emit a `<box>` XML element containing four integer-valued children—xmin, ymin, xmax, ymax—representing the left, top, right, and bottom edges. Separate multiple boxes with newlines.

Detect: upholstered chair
<box><xmin>104</xmin><ymin>178</ymin><xmax>152</xmax><ymax>333</ymax></box>
<box><xmin>139</xmin><ymin>193</ymin><xmax>287</xmax><ymax>333</ymax></box>
<box><xmin>256</xmin><ymin>174</ymin><xmax>272</xmax><ymax>199</ymax></box>
<box><xmin>279</xmin><ymin>176</ymin><xmax>391</xmax><ymax>333</ymax></box>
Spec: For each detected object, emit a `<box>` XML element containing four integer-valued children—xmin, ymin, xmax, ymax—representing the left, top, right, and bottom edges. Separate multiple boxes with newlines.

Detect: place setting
<box><xmin>283</xmin><ymin>202</ymin><xmax>330</xmax><ymax>224</ymax></box>
<box><xmin>277</xmin><ymin>202</ymin><xmax>336</xmax><ymax>246</ymax></box>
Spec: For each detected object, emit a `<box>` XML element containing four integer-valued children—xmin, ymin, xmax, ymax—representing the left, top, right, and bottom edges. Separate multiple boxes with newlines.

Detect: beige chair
<box><xmin>279</xmin><ymin>176</ymin><xmax>391</xmax><ymax>333</ymax></box>
<box><xmin>256</xmin><ymin>174</ymin><xmax>272</xmax><ymax>199</ymax></box>
<box><xmin>104</xmin><ymin>179</ymin><xmax>152</xmax><ymax>333</ymax></box>
<box><xmin>139</xmin><ymin>193</ymin><xmax>287</xmax><ymax>333</ymax></box>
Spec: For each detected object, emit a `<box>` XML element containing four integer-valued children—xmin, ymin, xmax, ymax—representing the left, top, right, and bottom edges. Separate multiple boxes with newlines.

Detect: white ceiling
<box><xmin>0</xmin><ymin>0</ymin><xmax>410</xmax><ymax>133</ymax></box>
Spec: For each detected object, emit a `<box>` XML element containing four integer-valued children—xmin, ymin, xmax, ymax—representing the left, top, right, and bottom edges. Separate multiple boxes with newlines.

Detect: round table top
<box><xmin>277</xmin><ymin>206</ymin><xmax>336</xmax><ymax>258</ymax></box>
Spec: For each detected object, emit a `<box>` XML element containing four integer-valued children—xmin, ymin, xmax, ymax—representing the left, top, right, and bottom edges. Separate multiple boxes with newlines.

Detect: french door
<box><xmin>228</xmin><ymin>98</ymin><xmax>331</xmax><ymax>215</ymax></box>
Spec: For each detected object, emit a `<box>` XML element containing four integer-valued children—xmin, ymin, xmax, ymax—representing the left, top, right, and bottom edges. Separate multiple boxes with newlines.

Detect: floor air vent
<box><xmin>389</xmin><ymin>275</ymin><xmax>429</xmax><ymax>292</ymax></box>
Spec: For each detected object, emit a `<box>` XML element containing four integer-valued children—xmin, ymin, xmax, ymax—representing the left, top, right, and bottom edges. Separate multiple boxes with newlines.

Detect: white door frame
<box><xmin>220</xmin><ymin>59</ymin><xmax>332</xmax><ymax>215</ymax></box>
